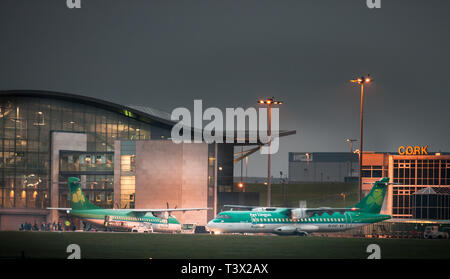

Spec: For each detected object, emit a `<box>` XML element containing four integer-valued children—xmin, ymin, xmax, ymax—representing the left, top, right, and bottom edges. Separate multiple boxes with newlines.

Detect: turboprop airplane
<box><xmin>206</xmin><ymin>177</ymin><xmax>391</xmax><ymax>235</ymax></box>
<box><xmin>48</xmin><ymin>177</ymin><xmax>210</xmax><ymax>233</ymax></box>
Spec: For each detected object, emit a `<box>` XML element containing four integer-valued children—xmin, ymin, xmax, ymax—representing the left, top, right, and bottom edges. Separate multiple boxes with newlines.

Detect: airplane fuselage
<box><xmin>70</xmin><ymin>209</ymin><xmax>182</xmax><ymax>233</ymax></box>
<box><xmin>206</xmin><ymin>210</ymin><xmax>391</xmax><ymax>235</ymax></box>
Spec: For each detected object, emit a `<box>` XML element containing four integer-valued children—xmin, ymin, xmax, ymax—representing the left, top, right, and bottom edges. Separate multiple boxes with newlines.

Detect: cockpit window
<box><xmin>216</xmin><ymin>214</ymin><xmax>232</xmax><ymax>219</ymax></box>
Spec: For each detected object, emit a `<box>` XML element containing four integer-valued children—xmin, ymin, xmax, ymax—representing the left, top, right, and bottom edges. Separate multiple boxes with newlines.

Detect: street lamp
<box><xmin>345</xmin><ymin>139</ymin><xmax>358</xmax><ymax>178</ymax></box>
<box><xmin>258</xmin><ymin>97</ymin><xmax>283</xmax><ymax>207</ymax></box>
<box><xmin>350</xmin><ymin>75</ymin><xmax>373</xmax><ymax>201</ymax></box>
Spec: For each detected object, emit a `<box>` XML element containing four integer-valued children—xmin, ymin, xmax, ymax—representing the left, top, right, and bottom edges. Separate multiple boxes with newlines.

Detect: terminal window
<box><xmin>120</xmin><ymin>175</ymin><xmax>135</xmax><ymax>209</ymax></box>
<box><xmin>361</xmin><ymin>165</ymin><xmax>385</xmax><ymax>178</ymax></box>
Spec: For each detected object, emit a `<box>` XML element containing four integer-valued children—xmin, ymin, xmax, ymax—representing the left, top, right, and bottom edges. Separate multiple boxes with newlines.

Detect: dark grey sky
<box><xmin>1</xmin><ymin>0</ymin><xmax>449</xmax><ymax>177</ymax></box>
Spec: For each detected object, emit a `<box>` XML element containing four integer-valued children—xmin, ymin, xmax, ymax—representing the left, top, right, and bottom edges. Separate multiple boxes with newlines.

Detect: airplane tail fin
<box><xmin>68</xmin><ymin>177</ymin><xmax>100</xmax><ymax>210</ymax></box>
<box><xmin>352</xmin><ymin>177</ymin><xmax>389</xmax><ymax>214</ymax></box>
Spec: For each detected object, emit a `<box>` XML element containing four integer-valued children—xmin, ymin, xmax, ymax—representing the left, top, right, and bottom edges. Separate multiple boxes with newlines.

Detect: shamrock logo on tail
<box><xmin>366</xmin><ymin>188</ymin><xmax>383</xmax><ymax>206</ymax></box>
<box><xmin>72</xmin><ymin>188</ymin><xmax>85</xmax><ymax>204</ymax></box>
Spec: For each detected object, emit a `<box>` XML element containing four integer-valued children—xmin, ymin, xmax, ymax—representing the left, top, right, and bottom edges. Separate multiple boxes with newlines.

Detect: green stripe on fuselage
<box><xmin>211</xmin><ymin>209</ymin><xmax>390</xmax><ymax>225</ymax></box>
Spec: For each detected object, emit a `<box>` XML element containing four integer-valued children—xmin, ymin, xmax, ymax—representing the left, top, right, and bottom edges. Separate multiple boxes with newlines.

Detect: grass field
<box><xmin>1</xmin><ymin>231</ymin><xmax>449</xmax><ymax>259</ymax></box>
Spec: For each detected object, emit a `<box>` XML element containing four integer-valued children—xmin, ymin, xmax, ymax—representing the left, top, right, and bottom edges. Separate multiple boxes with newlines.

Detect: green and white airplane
<box><xmin>48</xmin><ymin>177</ymin><xmax>210</xmax><ymax>233</ymax></box>
<box><xmin>206</xmin><ymin>177</ymin><xmax>391</xmax><ymax>236</ymax></box>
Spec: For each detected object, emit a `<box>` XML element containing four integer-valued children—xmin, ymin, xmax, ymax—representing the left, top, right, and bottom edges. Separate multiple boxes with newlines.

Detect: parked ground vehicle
<box><xmin>181</xmin><ymin>223</ymin><xmax>196</xmax><ymax>234</ymax></box>
<box><xmin>131</xmin><ymin>224</ymin><xmax>153</xmax><ymax>233</ymax></box>
<box><xmin>423</xmin><ymin>226</ymin><xmax>449</xmax><ymax>239</ymax></box>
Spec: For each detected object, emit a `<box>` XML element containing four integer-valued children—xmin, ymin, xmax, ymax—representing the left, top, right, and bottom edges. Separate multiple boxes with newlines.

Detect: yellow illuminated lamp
<box><xmin>350</xmin><ymin>75</ymin><xmax>373</xmax><ymax>85</ymax></box>
<box><xmin>257</xmin><ymin>97</ymin><xmax>283</xmax><ymax>106</ymax></box>
<box><xmin>238</xmin><ymin>182</ymin><xmax>244</xmax><ymax>188</ymax></box>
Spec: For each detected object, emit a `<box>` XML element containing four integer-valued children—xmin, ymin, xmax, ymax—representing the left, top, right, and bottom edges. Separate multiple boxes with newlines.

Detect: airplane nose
<box><xmin>206</xmin><ymin>221</ymin><xmax>215</xmax><ymax>230</ymax></box>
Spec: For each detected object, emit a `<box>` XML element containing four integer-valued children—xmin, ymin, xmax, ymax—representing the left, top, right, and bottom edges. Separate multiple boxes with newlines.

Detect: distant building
<box><xmin>289</xmin><ymin>152</ymin><xmax>359</xmax><ymax>183</ymax></box>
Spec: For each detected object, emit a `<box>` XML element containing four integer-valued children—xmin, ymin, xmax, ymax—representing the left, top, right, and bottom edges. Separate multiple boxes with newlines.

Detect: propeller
<box><xmin>165</xmin><ymin>202</ymin><xmax>178</xmax><ymax>217</ymax></box>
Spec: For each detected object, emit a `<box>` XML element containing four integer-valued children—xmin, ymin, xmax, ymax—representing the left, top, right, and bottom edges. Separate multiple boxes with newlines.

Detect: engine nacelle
<box><xmin>290</xmin><ymin>208</ymin><xmax>308</xmax><ymax>219</ymax></box>
<box><xmin>154</xmin><ymin>211</ymin><xmax>169</xmax><ymax>219</ymax></box>
<box><xmin>273</xmin><ymin>226</ymin><xmax>298</xmax><ymax>235</ymax></box>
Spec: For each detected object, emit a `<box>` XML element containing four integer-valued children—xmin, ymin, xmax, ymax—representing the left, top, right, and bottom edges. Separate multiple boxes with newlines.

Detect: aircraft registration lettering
<box><xmin>250</xmin><ymin>213</ymin><xmax>272</xmax><ymax>217</ymax></box>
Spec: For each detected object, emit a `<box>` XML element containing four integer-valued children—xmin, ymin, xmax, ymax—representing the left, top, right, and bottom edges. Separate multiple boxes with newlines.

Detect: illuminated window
<box><xmin>120</xmin><ymin>176</ymin><xmax>135</xmax><ymax>209</ymax></box>
<box><xmin>121</xmin><ymin>155</ymin><xmax>136</xmax><ymax>173</ymax></box>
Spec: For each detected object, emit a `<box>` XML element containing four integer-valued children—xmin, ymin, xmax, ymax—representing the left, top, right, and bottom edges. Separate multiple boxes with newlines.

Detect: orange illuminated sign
<box><xmin>398</xmin><ymin>145</ymin><xmax>428</xmax><ymax>155</ymax></box>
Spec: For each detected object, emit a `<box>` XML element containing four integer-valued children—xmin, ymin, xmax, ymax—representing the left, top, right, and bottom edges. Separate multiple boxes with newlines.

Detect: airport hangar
<box><xmin>0</xmin><ymin>90</ymin><xmax>295</xmax><ymax>230</ymax></box>
<box><xmin>289</xmin><ymin>150</ymin><xmax>450</xmax><ymax>220</ymax></box>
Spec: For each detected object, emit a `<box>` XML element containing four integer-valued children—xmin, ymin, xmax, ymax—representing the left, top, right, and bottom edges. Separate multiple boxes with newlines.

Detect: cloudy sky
<box><xmin>1</xmin><ymin>0</ymin><xmax>449</xmax><ymax>177</ymax></box>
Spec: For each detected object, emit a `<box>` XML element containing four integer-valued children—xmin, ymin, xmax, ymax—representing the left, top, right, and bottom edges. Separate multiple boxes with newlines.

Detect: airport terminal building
<box><xmin>0</xmin><ymin>90</ymin><xmax>239</xmax><ymax>230</ymax></box>
<box><xmin>361</xmin><ymin>149</ymin><xmax>450</xmax><ymax>219</ymax></box>
<box><xmin>0</xmin><ymin>90</ymin><xmax>296</xmax><ymax>230</ymax></box>
<box><xmin>289</xmin><ymin>150</ymin><xmax>450</xmax><ymax>219</ymax></box>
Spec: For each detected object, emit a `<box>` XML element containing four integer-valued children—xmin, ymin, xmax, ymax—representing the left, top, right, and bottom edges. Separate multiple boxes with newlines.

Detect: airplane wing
<box><xmin>111</xmin><ymin>208</ymin><xmax>212</xmax><ymax>214</ymax></box>
<box><xmin>223</xmin><ymin>205</ymin><xmax>261</xmax><ymax>210</ymax></box>
<box><xmin>118</xmin><ymin>207</ymin><xmax>212</xmax><ymax>212</ymax></box>
<box><xmin>222</xmin><ymin>205</ymin><xmax>360</xmax><ymax>216</ymax></box>
<box><xmin>301</xmin><ymin>207</ymin><xmax>360</xmax><ymax>217</ymax></box>
<box><xmin>47</xmin><ymin>207</ymin><xmax>72</xmax><ymax>211</ymax></box>
<box><xmin>223</xmin><ymin>205</ymin><xmax>290</xmax><ymax>211</ymax></box>
<box><xmin>47</xmin><ymin>207</ymin><xmax>210</xmax><ymax>215</ymax></box>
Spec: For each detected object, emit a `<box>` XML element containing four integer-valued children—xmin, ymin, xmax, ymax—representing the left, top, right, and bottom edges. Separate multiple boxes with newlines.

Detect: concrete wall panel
<box><xmin>134</xmin><ymin>141</ymin><xmax>208</xmax><ymax>225</ymax></box>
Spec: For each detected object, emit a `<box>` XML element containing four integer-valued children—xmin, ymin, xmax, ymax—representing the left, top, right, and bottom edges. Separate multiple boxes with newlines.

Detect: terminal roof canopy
<box><xmin>1</xmin><ymin>90</ymin><xmax>296</xmax><ymax>145</ymax></box>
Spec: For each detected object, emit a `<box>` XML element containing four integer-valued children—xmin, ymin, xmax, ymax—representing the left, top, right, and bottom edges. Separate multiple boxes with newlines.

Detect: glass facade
<box><xmin>392</xmin><ymin>158</ymin><xmax>450</xmax><ymax>218</ymax></box>
<box><xmin>60</xmin><ymin>152</ymin><xmax>114</xmax><ymax>174</ymax></box>
<box><xmin>413</xmin><ymin>191</ymin><xmax>450</xmax><ymax>220</ymax></box>
<box><xmin>0</xmin><ymin>94</ymin><xmax>171</xmax><ymax>210</ymax></box>
<box><xmin>119</xmin><ymin>141</ymin><xmax>136</xmax><ymax>209</ymax></box>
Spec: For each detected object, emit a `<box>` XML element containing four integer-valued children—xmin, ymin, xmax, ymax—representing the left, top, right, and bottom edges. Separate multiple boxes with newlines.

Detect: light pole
<box><xmin>258</xmin><ymin>97</ymin><xmax>283</xmax><ymax>207</ymax></box>
<box><xmin>350</xmin><ymin>75</ymin><xmax>372</xmax><ymax>201</ymax></box>
<box><xmin>280</xmin><ymin>171</ymin><xmax>286</xmax><ymax>207</ymax></box>
<box><xmin>346</xmin><ymin>138</ymin><xmax>357</xmax><ymax>178</ymax></box>
<box><xmin>240</xmin><ymin>146</ymin><xmax>244</xmax><ymax>185</ymax></box>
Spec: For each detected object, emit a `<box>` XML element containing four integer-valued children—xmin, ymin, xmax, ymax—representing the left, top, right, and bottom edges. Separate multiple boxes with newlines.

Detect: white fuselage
<box><xmin>206</xmin><ymin>219</ymin><xmax>369</xmax><ymax>234</ymax></box>
<box><xmin>84</xmin><ymin>218</ymin><xmax>181</xmax><ymax>233</ymax></box>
